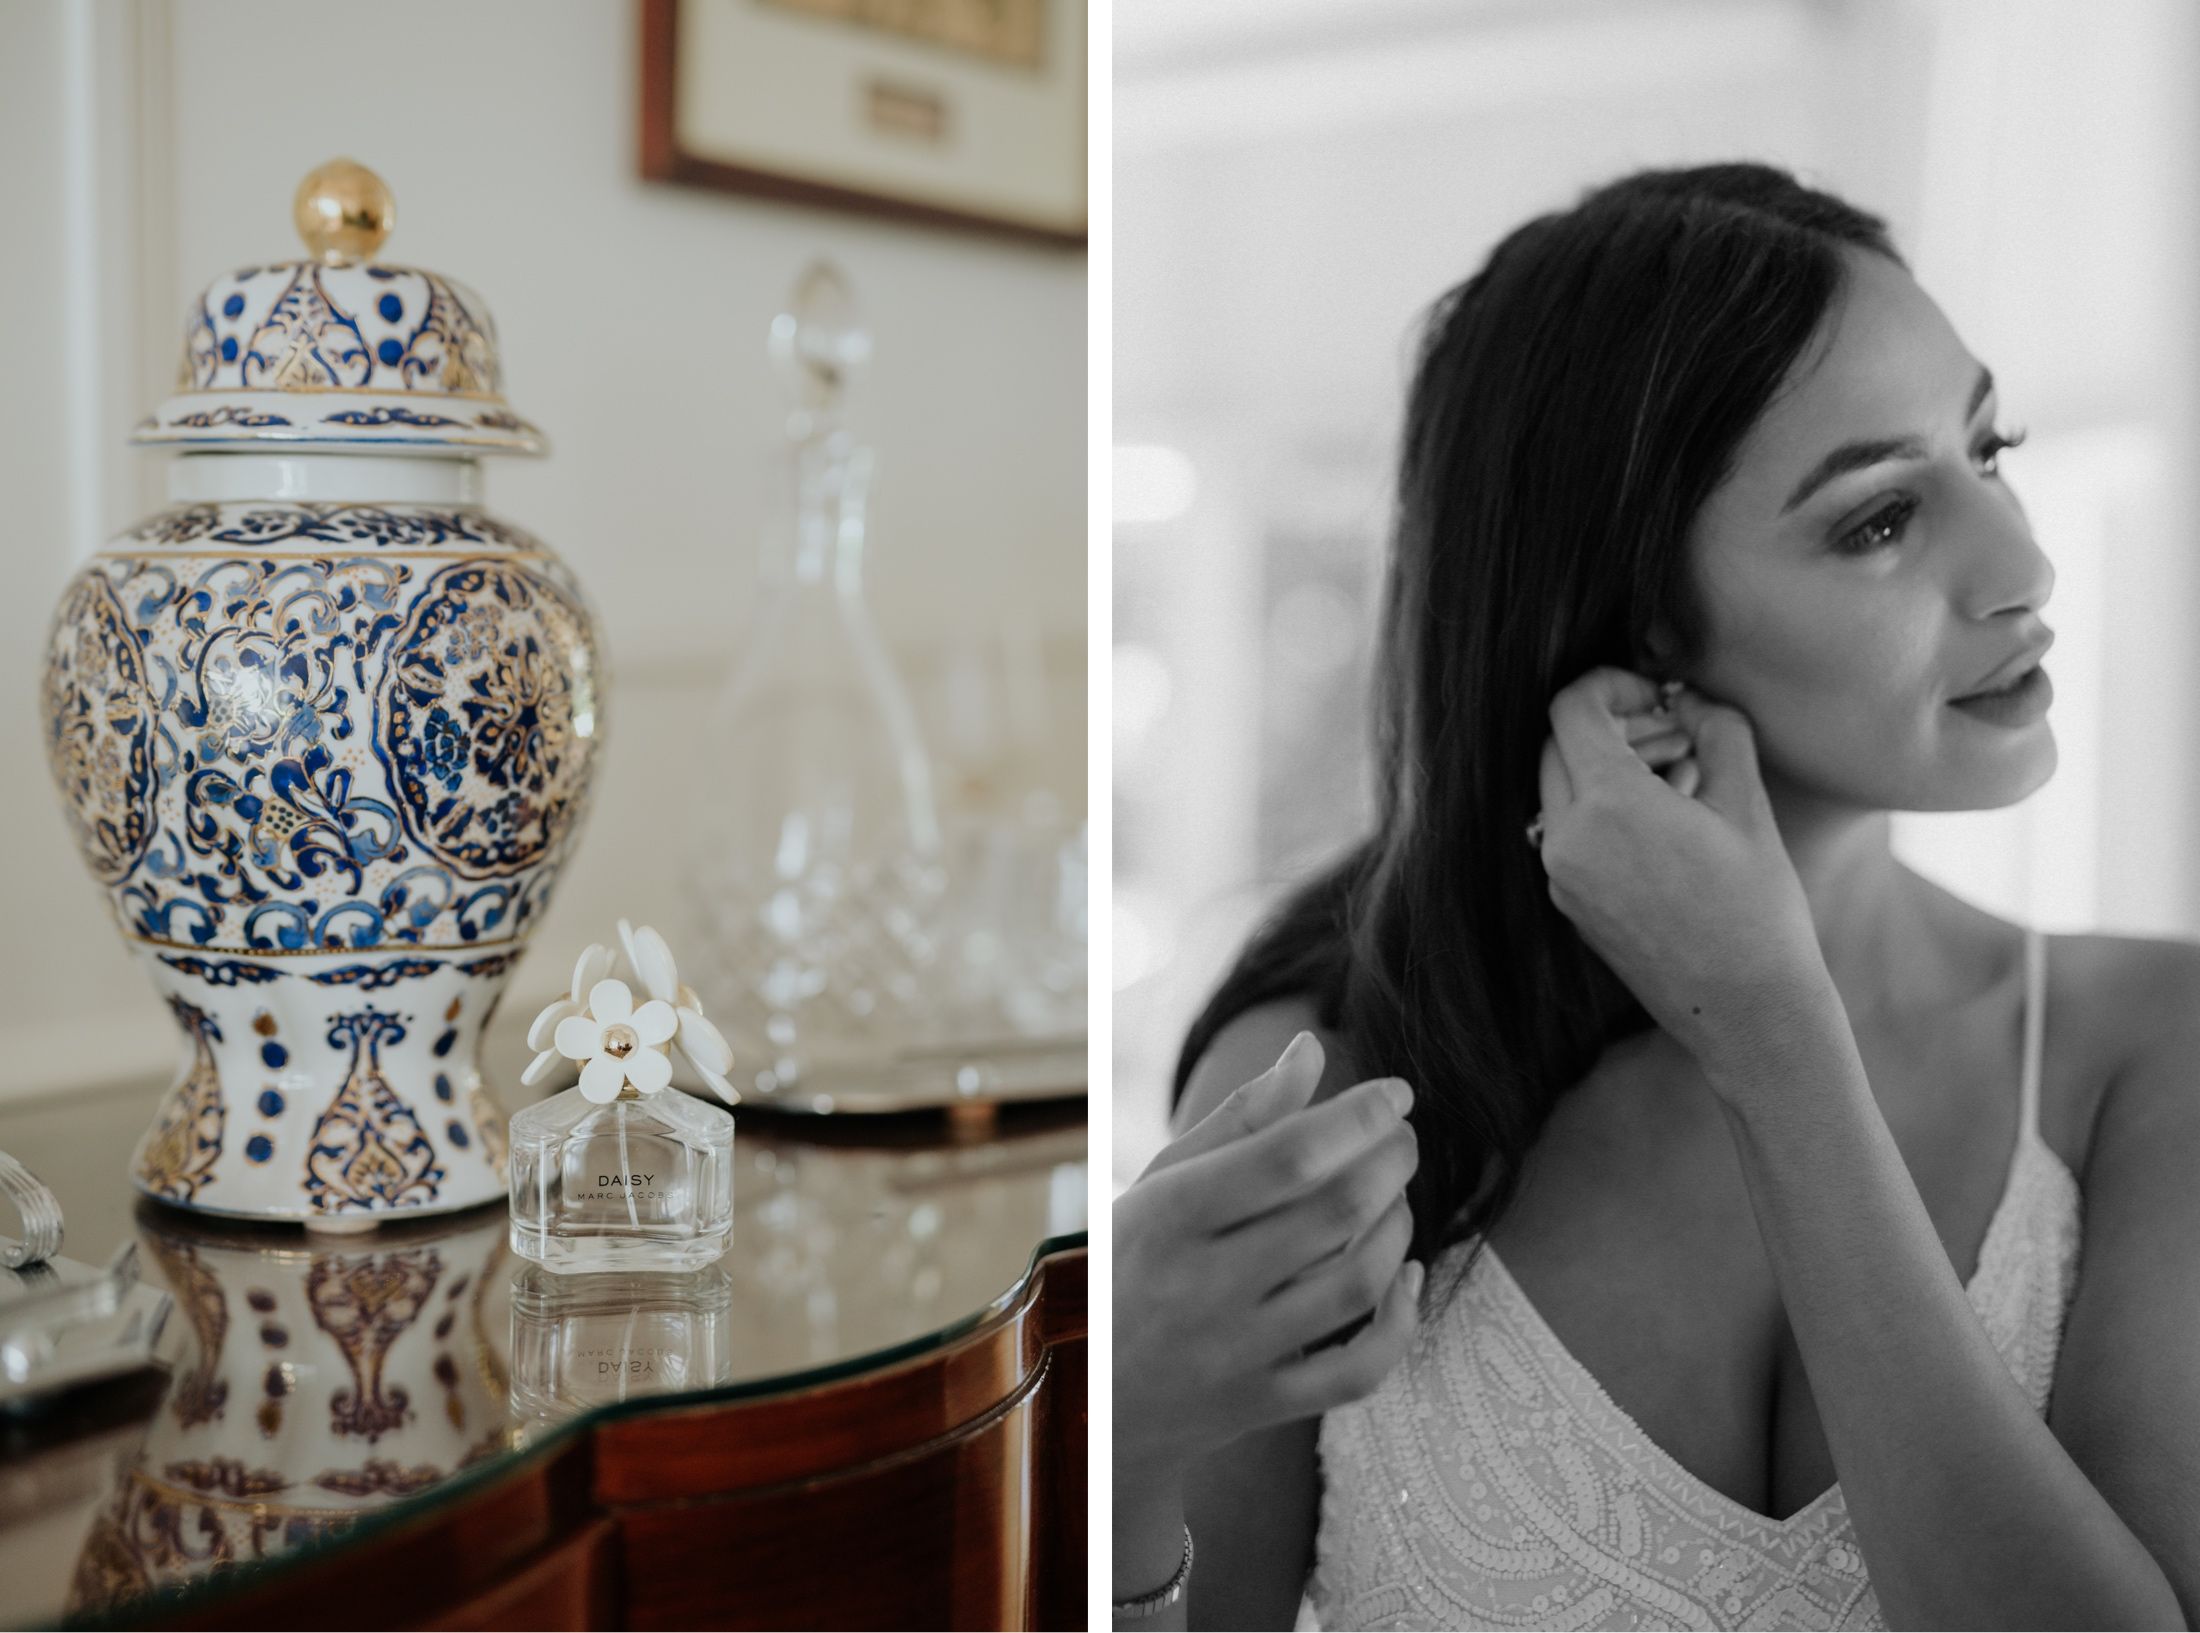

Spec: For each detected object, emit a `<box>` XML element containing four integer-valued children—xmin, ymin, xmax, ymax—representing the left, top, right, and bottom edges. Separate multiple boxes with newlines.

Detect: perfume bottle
<box><xmin>512</xmin><ymin>929</ymin><xmax>740</xmax><ymax>1272</ymax></box>
<box><xmin>509</xmin><ymin>1085</ymin><xmax>734</xmax><ymax>1273</ymax></box>
<box><xmin>687</xmin><ymin>262</ymin><xmax>947</xmax><ymax>1102</ymax></box>
<box><xmin>508</xmin><ymin>1263</ymin><xmax>733</xmax><ymax>1419</ymax></box>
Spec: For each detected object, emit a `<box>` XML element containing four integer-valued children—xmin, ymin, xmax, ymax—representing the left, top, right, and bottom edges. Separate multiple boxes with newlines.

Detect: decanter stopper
<box><xmin>770</xmin><ymin>260</ymin><xmax>871</xmax><ymax>437</ymax></box>
<box><xmin>292</xmin><ymin>158</ymin><xmax>395</xmax><ymax>266</ymax></box>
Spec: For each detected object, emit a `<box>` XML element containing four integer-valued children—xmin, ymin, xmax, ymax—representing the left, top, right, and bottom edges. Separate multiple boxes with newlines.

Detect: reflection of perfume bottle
<box><xmin>508</xmin><ymin>1264</ymin><xmax>733</xmax><ymax>1419</ymax></box>
<box><xmin>508</xmin><ymin>1087</ymin><xmax>733</xmax><ymax>1274</ymax></box>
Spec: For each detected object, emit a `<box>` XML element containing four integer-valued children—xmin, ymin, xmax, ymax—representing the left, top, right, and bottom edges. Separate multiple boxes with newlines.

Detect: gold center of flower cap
<box><xmin>293</xmin><ymin>158</ymin><xmax>395</xmax><ymax>266</ymax></box>
<box><xmin>602</xmin><ymin>1024</ymin><xmax>638</xmax><ymax>1060</ymax></box>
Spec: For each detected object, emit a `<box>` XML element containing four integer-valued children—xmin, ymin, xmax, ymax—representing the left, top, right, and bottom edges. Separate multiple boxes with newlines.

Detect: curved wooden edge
<box><xmin>636</xmin><ymin>0</ymin><xmax>1089</xmax><ymax>250</ymax></box>
<box><xmin>597</xmin><ymin>1238</ymin><xmax>1087</xmax><ymax>1498</ymax></box>
<box><xmin>139</xmin><ymin>1244</ymin><xmax>1087</xmax><ymax>1631</ymax></box>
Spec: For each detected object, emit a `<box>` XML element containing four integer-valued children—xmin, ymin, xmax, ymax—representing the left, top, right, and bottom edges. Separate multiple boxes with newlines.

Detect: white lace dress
<box><xmin>1302</xmin><ymin>927</ymin><xmax>2081</xmax><ymax>1631</ymax></box>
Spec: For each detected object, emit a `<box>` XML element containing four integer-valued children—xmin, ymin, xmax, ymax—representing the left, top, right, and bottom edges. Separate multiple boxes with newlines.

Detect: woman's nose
<box><xmin>1956</xmin><ymin>483</ymin><xmax>2054</xmax><ymax>622</ymax></box>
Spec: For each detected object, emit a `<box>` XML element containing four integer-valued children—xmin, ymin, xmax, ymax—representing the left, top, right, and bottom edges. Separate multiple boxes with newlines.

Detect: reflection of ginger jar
<box><xmin>65</xmin><ymin>1206</ymin><xmax>510</xmax><ymax>1615</ymax></box>
<box><xmin>40</xmin><ymin>161</ymin><xmax>603</xmax><ymax>1225</ymax></box>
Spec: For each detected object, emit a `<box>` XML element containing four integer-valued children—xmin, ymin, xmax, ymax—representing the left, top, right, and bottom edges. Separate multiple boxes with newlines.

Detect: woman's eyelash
<box><xmin>1978</xmin><ymin>423</ymin><xmax>2027</xmax><ymax>473</ymax></box>
<box><xmin>1831</xmin><ymin>425</ymin><xmax>2028</xmax><ymax>556</ymax></box>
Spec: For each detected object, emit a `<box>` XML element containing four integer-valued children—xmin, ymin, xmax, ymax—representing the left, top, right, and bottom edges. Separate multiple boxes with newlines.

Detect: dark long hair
<box><xmin>1173</xmin><ymin>164</ymin><xmax>1900</xmax><ymax>1266</ymax></box>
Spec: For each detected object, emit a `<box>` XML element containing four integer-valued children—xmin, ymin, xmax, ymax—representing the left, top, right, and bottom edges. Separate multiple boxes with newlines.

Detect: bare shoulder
<box><xmin>2053</xmin><ymin>929</ymin><xmax>2200</xmax><ymax>1026</ymax></box>
<box><xmin>1174</xmin><ymin>997</ymin><xmax>1362</xmax><ymax>1135</ymax></box>
<box><xmin>2045</xmin><ymin>931</ymin><xmax>2200</xmax><ymax>1170</ymax></box>
<box><xmin>2039</xmin><ymin>933</ymin><xmax>2200</xmax><ymax>1601</ymax></box>
<box><xmin>2049</xmin><ymin>931</ymin><xmax>2200</xmax><ymax>1074</ymax></box>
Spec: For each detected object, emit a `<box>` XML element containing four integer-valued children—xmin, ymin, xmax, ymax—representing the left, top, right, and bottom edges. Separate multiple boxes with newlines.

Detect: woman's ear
<box><xmin>1634</xmin><ymin>619</ymin><xmax>1680</xmax><ymax>684</ymax></box>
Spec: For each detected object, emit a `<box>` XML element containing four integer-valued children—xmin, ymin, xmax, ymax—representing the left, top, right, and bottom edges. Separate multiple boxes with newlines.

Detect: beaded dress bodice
<box><xmin>1305</xmin><ymin>928</ymin><xmax>2081</xmax><ymax>1631</ymax></box>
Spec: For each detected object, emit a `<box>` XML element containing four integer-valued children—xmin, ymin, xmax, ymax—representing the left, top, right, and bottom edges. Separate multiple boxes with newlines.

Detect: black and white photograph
<box><xmin>1112</xmin><ymin>2</ymin><xmax>2200</xmax><ymax>1628</ymax></box>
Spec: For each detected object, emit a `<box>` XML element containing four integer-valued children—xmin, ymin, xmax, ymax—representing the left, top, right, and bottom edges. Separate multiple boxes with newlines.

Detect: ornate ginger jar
<box><xmin>41</xmin><ymin>161</ymin><xmax>603</xmax><ymax>1227</ymax></box>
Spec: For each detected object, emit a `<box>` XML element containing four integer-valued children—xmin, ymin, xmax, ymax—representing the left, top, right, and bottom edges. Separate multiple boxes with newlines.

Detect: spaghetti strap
<box><xmin>2020</xmin><ymin>925</ymin><xmax>2047</xmax><ymax>1136</ymax></box>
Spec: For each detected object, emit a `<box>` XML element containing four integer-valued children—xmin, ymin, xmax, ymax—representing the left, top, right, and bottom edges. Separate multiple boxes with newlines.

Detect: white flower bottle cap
<box><xmin>523</xmin><ymin>921</ymin><xmax>739</xmax><ymax>1105</ymax></box>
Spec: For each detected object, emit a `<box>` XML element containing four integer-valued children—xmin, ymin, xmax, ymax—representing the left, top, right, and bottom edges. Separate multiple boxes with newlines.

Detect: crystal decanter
<box><xmin>686</xmin><ymin>264</ymin><xmax>946</xmax><ymax>1106</ymax></box>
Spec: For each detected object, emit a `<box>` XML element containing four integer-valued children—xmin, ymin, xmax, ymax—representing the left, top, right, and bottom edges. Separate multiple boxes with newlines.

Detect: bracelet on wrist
<box><xmin>1115</xmin><ymin>1525</ymin><xmax>1194</xmax><ymax>1621</ymax></box>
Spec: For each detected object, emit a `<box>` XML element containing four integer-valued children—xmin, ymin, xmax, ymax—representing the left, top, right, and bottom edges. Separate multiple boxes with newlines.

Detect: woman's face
<box><xmin>1681</xmin><ymin>249</ymin><xmax>2056</xmax><ymax>813</ymax></box>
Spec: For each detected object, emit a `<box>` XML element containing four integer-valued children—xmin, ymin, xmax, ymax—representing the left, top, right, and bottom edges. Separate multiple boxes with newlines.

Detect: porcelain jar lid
<box><xmin>135</xmin><ymin>159</ymin><xmax>545</xmax><ymax>457</ymax></box>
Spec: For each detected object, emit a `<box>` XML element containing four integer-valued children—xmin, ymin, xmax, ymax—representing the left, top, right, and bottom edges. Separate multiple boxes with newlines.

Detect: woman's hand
<box><xmin>1533</xmin><ymin>667</ymin><xmax>1833</xmax><ymax>1072</ymax></box>
<box><xmin>1114</xmin><ymin>1033</ymin><xmax>1422</xmax><ymax>1497</ymax></box>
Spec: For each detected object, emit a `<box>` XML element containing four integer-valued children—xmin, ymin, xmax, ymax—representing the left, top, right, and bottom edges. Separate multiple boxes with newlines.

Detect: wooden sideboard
<box><xmin>160</xmin><ymin>1246</ymin><xmax>1086</xmax><ymax>1632</ymax></box>
<box><xmin>0</xmin><ymin>1074</ymin><xmax>1086</xmax><ymax>1630</ymax></box>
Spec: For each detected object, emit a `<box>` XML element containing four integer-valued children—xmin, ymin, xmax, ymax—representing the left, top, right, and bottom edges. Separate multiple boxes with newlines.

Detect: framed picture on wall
<box><xmin>640</xmin><ymin>0</ymin><xmax>1087</xmax><ymax>247</ymax></box>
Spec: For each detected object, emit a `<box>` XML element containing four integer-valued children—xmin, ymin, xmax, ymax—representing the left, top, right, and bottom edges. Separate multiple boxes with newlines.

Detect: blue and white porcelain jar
<box><xmin>40</xmin><ymin>161</ymin><xmax>604</xmax><ymax>1228</ymax></box>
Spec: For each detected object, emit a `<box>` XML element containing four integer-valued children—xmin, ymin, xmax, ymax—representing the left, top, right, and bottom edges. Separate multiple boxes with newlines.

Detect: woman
<box><xmin>1113</xmin><ymin>164</ymin><xmax>2200</xmax><ymax>1629</ymax></box>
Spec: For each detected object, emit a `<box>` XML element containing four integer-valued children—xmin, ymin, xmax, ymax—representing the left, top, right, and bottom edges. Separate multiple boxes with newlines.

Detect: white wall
<box><xmin>2</xmin><ymin>0</ymin><xmax>1086</xmax><ymax>1093</ymax></box>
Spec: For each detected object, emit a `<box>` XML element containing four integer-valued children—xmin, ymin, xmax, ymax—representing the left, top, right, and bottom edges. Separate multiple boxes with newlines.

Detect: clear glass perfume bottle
<box><xmin>508</xmin><ymin>1263</ymin><xmax>733</xmax><ymax>1420</ymax></box>
<box><xmin>687</xmin><ymin>262</ymin><xmax>946</xmax><ymax>1101</ymax></box>
<box><xmin>509</xmin><ymin>1085</ymin><xmax>733</xmax><ymax>1273</ymax></box>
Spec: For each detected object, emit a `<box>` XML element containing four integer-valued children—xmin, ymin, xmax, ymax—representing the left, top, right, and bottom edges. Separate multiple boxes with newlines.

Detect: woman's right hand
<box><xmin>1535</xmin><ymin>670</ymin><xmax>1831</xmax><ymax>1073</ymax></box>
<box><xmin>1113</xmin><ymin>1032</ymin><xmax>1423</xmax><ymax>1499</ymax></box>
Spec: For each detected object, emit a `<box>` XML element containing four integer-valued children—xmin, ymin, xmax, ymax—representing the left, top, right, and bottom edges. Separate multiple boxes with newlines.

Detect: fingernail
<box><xmin>1404</xmin><ymin>1261</ymin><xmax>1426</xmax><ymax>1298</ymax></box>
<box><xmin>1276</xmin><ymin>1031</ymin><xmax>1312</xmax><ymax>1071</ymax></box>
<box><xmin>1381</xmin><ymin>1078</ymin><xmax>1414</xmax><ymax>1117</ymax></box>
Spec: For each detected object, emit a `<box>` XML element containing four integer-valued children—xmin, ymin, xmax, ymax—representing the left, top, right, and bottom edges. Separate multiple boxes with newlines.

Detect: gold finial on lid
<box><xmin>293</xmin><ymin>158</ymin><xmax>395</xmax><ymax>266</ymax></box>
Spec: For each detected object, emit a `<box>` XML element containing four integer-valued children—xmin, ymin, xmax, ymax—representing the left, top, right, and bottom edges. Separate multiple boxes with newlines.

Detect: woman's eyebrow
<box><xmin>1780</xmin><ymin>364</ymin><xmax>1996</xmax><ymax>515</ymax></box>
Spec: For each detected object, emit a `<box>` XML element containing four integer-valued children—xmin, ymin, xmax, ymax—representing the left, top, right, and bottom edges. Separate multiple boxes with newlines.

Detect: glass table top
<box><xmin>0</xmin><ymin>1057</ymin><xmax>1086</xmax><ymax>1627</ymax></box>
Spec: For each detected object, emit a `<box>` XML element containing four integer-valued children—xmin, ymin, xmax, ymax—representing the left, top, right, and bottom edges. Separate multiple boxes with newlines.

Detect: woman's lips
<box><xmin>1956</xmin><ymin>632</ymin><xmax>2056</xmax><ymax>700</ymax></box>
<box><xmin>1947</xmin><ymin>662</ymin><xmax>2053</xmax><ymax>726</ymax></box>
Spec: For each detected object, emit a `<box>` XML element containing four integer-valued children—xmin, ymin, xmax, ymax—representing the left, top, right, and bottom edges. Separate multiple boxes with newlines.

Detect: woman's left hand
<box><xmin>1534</xmin><ymin>667</ymin><xmax>1832</xmax><ymax>1068</ymax></box>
